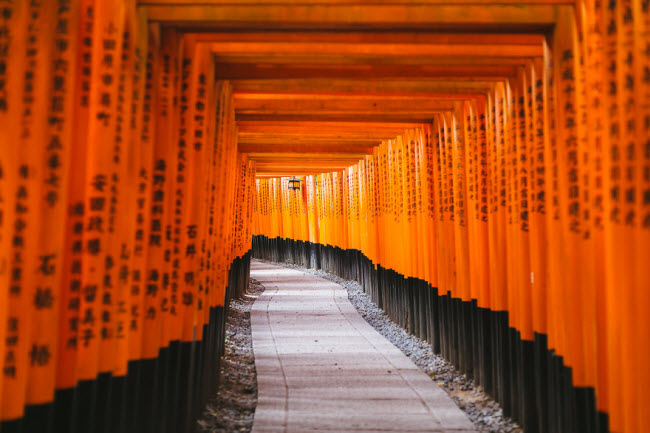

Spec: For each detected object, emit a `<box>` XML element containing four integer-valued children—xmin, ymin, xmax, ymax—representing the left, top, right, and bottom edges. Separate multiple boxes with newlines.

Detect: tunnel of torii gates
<box><xmin>0</xmin><ymin>0</ymin><xmax>649</xmax><ymax>433</ymax></box>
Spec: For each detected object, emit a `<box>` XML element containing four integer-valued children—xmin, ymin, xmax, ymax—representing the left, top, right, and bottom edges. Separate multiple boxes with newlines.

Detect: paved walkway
<box><xmin>249</xmin><ymin>260</ymin><xmax>477</xmax><ymax>433</ymax></box>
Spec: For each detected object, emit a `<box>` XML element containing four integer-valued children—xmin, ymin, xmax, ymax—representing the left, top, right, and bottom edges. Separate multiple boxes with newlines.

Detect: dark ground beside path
<box><xmin>196</xmin><ymin>278</ymin><xmax>265</xmax><ymax>433</ymax></box>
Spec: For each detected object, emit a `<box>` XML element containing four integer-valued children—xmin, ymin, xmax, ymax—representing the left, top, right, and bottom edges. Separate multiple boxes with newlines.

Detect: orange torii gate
<box><xmin>0</xmin><ymin>1</ymin><xmax>649</xmax><ymax>433</ymax></box>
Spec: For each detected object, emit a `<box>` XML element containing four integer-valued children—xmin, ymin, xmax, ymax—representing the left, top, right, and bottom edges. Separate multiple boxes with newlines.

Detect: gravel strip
<box><xmin>262</xmin><ymin>259</ymin><xmax>522</xmax><ymax>433</ymax></box>
<box><xmin>196</xmin><ymin>278</ymin><xmax>265</xmax><ymax>433</ymax></box>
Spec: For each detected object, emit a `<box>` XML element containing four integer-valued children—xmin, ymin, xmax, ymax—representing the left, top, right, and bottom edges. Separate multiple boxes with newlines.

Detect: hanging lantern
<box><xmin>288</xmin><ymin>177</ymin><xmax>301</xmax><ymax>190</ymax></box>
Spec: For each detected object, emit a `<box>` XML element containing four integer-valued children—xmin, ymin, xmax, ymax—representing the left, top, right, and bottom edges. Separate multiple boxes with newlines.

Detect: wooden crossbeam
<box><xmin>216</xmin><ymin>63</ymin><xmax>517</xmax><ymax>80</ymax></box>
<box><xmin>192</xmin><ymin>32</ymin><xmax>545</xmax><ymax>45</ymax></box>
<box><xmin>233</xmin><ymin>93</ymin><xmax>458</xmax><ymax>112</ymax></box>
<box><xmin>231</xmin><ymin>79</ymin><xmax>494</xmax><ymax>94</ymax></box>
<box><xmin>206</xmin><ymin>42</ymin><xmax>542</xmax><ymax>57</ymax></box>
<box><xmin>212</xmin><ymin>54</ymin><xmax>534</xmax><ymax>66</ymax></box>
<box><xmin>237</xmin><ymin>121</ymin><xmax>422</xmax><ymax>135</ymax></box>
<box><xmin>248</xmin><ymin>152</ymin><xmax>368</xmax><ymax>160</ymax></box>
<box><xmin>139</xmin><ymin>0</ymin><xmax>571</xmax><ymax>4</ymax></box>
<box><xmin>236</xmin><ymin>114</ymin><xmax>440</xmax><ymax>123</ymax></box>
<box><xmin>144</xmin><ymin>4</ymin><xmax>560</xmax><ymax>31</ymax></box>
<box><xmin>237</xmin><ymin>136</ymin><xmax>382</xmax><ymax>146</ymax></box>
<box><xmin>238</xmin><ymin>144</ymin><xmax>376</xmax><ymax>154</ymax></box>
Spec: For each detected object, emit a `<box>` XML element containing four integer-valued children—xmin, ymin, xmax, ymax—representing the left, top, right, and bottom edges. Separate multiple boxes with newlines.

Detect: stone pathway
<box><xmin>250</xmin><ymin>260</ymin><xmax>477</xmax><ymax>433</ymax></box>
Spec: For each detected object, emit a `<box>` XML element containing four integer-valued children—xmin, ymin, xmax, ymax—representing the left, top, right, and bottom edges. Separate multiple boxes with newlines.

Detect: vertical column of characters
<box><xmin>0</xmin><ymin>0</ymin><xmax>25</xmax><ymax>419</ymax></box>
<box><xmin>327</xmin><ymin>172</ymin><xmax>332</xmax><ymax>246</ymax></box>
<box><xmin>141</xmin><ymin>23</ymin><xmax>163</xmax><ymax>361</ymax></box>
<box><xmin>574</xmin><ymin>0</ymin><xmax>599</xmax><ymax>396</ymax></box>
<box><xmin>245</xmin><ymin>162</ymin><xmax>257</xmax><ymax>252</ymax></box>
<box><xmin>306</xmin><ymin>176</ymin><xmax>316</xmax><ymax>244</ymax></box>
<box><xmin>494</xmin><ymin>83</ymin><xmax>509</xmax><ymax>313</ymax></box>
<box><xmin>436</xmin><ymin>116</ymin><xmax>449</xmax><ymax>295</ymax></box>
<box><xmin>0</xmin><ymin>0</ymin><xmax>18</xmax><ymax>406</ymax></box>
<box><xmin>207</xmin><ymin>82</ymin><xmax>226</xmax><ymax>306</ymax></box>
<box><xmin>98</xmin><ymin>0</ymin><xmax>126</xmax><ymax>377</ymax></box>
<box><xmin>634</xmin><ymin>0</ymin><xmax>650</xmax><ymax>426</ymax></box>
<box><xmin>268</xmin><ymin>177</ymin><xmax>276</xmax><ymax>240</ymax></box>
<box><xmin>314</xmin><ymin>177</ymin><xmax>321</xmax><ymax>245</ymax></box>
<box><xmin>331</xmin><ymin>173</ymin><xmax>337</xmax><ymax>248</ymax></box>
<box><xmin>364</xmin><ymin>153</ymin><xmax>372</xmax><ymax>263</ymax></box>
<box><xmin>291</xmin><ymin>174</ymin><xmax>297</xmax><ymax>240</ymax></box>
<box><xmin>239</xmin><ymin>159</ymin><xmax>250</xmax><ymax>253</ymax></box>
<box><xmin>56</xmin><ymin>0</ymin><xmax>94</xmax><ymax>393</ymax></box>
<box><xmin>575</xmin><ymin>4</ymin><xmax>595</xmax><ymax>392</ymax></box>
<box><xmin>529</xmin><ymin>53</ymin><xmax>549</xmax><ymax>342</ymax></box>
<box><xmin>473</xmin><ymin>99</ymin><xmax>490</xmax><ymax>308</ymax></box>
<box><xmin>79</xmin><ymin>0</ymin><xmax>125</xmax><ymax>381</ymax></box>
<box><xmin>160</xmin><ymin>29</ymin><xmax>182</xmax><ymax>349</ymax></box>
<box><xmin>391</xmin><ymin>139</ymin><xmax>401</xmax><ymax>274</ymax></box>
<box><xmin>487</xmin><ymin>87</ymin><xmax>502</xmax><ymax>313</ymax></box>
<box><xmin>255</xmin><ymin>178</ymin><xmax>261</xmax><ymax>237</ymax></box>
<box><xmin>251</xmin><ymin>179</ymin><xmax>259</xmax><ymax>237</ymax></box>
<box><xmin>323</xmin><ymin>173</ymin><xmax>331</xmax><ymax>248</ymax></box>
<box><xmin>359</xmin><ymin>162</ymin><xmax>367</xmax><ymax>255</ymax></box>
<box><xmin>221</xmin><ymin>90</ymin><xmax>239</xmax><ymax>287</ymax></box>
<box><xmin>405</xmin><ymin>131</ymin><xmax>418</xmax><ymax>279</ymax></box>
<box><xmin>371</xmin><ymin>145</ymin><xmax>384</xmax><ymax>265</ymax></box>
<box><xmin>400</xmin><ymin>135</ymin><xmax>412</xmax><ymax>277</ymax></box>
<box><xmin>601</xmin><ymin>0</ymin><xmax>623</xmax><ymax>423</ymax></box>
<box><xmin>375</xmin><ymin>145</ymin><xmax>385</xmax><ymax>266</ymax></box>
<box><xmin>30</xmin><ymin>0</ymin><xmax>80</xmax><ymax>405</ymax></box>
<box><xmin>178</xmin><ymin>37</ymin><xmax>204</xmax><ymax>343</ymax></box>
<box><xmin>464</xmin><ymin>102</ymin><xmax>480</xmax><ymax>302</ymax></box>
<box><xmin>400</xmin><ymin>135</ymin><xmax>411</xmax><ymax>278</ymax></box>
<box><xmin>516</xmin><ymin>66</ymin><xmax>533</xmax><ymax>342</ymax></box>
<box><xmin>301</xmin><ymin>175</ymin><xmax>309</xmax><ymax>243</ymax></box>
<box><xmin>382</xmin><ymin>144</ymin><xmax>389</xmax><ymax>268</ymax></box>
<box><xmin>412</xmin><ymin>127</ymin><xmax>422</xmax><ymax>281</ymax></box>
<box><xmin>279</xmin><ymin>177</ymin><xmax>285</xmax><ymax>240</ymax></box>
<box><xmin>359</xmin><ymin>162</ymin><xmax>368</xmax><ymax>256</ymax></box>
<box><xmin>348</xmin><ymin>163</ymin><xmax>361</xmax><ymax>250</ymax></box>
<box><xmin>554</xmin><ymin>7</ymin><xmax>586</xmax><ymax>384</ymax></box>
<box><xmin>346</xmin><ymin>167</ymin><xmax>354</xmax><ymax>251</ymax></box>
<box><xmin>405</xmin><ymin>134</ymin><xmax>417</xmax><ymax>278</ymax></box>
<box><xmin>341</xmin><ymin>169</ymin><xmax>349</xmax><ymax>251</ymax></box>
<box><xmin>432</xmin><ymin>117</ymin><xmax>447</xmax><ymax>294</ymax></box>
<box><xmin>423</xmin><ymin>125</ymin><xmax>438</xmax><ymax>289</ymax></box>
<box><xmin>484</xmin><ymin>88</ymin><xmax>497</xmax><ymax>311</ymax></box>
<box><xmin>329</xmin><ymin>171</ymin><xmax>335</xmax><ymax>248</ymax></box>
<box><xmin>579</xmin><ymin>0</ymin><xmax>609</xmax><ymax>414</ymax></box>
<box><xmin>127</xmin><ymin>6</ymin><xmax>152</xmax><ymax>365</ymax></box>
<box><xmin>504</xmin><ymin>78</ymin><xmax>518</xmax><ymax>331</ymax></box>
<box><xmin>485</xmin><ymin>93</ymin><xmax>497</xmax><ymax>311</ymax></box>
<box><xmin>197</xmin><ymin>66</ymin><xmax>223</xmax><ymax>338</ymax></box>
<box><xmin>4</xmin><ymin>0</ymin><xmax>56</xmax><ymax>420</ymax></box>
<box><xmin>444</xmin><ymin>112</ymin><xmax>458</xmax><ymax>297</ymax></box>
<box><xmin>369</xmin><ymin>151</ymin><xmax>380</xmax><ymax>267</ymax></box>
<box><xmin>221</xmin><ymin>92</ymin><xmax>236</xmax><ymax>287</ymax></box>
<box><xmin>197</xmin><ymin>57</ymin><xmax>217</xmax><ymax>332</ymax></box>
<box><xmin>308</xmin><ymin>177</ymin><xmax>315</xmax><ymax>244</ymax></box>
<box><xmin>452</xmin><ymin>103</ymin><xmax>470</xmax><ymax>302</ymax></box>
<box><xmin>236</xmin><ymin>158</ymin><xmax>247</xmax><ymax>253</ymax></box>
<box><xmin>354</xmin><ymin>165</ymin><xmax>362</xmax><ymax>252</ymax></box>
<box><xmin>383</xmin><ymin>142</ymin><xmax>392</xmax><ymax>268</ymax></box>
<box><xmin>447</xmin><ymin>113</ymin><xmax>460</xmax><ymax>298</ymax></box>
<box><xmin>328</xmin><ymin>171</ymin><xmax>335</xmax><ymax>248</ymax></box>
<box><xmin>617</xmin><ymin>0</ymin><xmax>641</xmax><ymax>429</ymax></box>
<box><xmin>262</xmin><ymin>178</ymin><xmax>270</xmax><ymax>238</ymax></box>
<box><xmin>203</xmin><ymin>83</ymin><xmax>222</xmax><ymax>310</ymax></box>
<box><xmin>543</xmin><ymin>33</ymin><xmax>562</xmax><ymax>359</ymax></box>
<box><xmin>112</xmin><ymin>0</ymin><xmax>138</xmax><ymax>377</ymax></box>
<box><xmin>287</xmin><ymin>175</ymin><xmax>294</xmax><ymax>240</ymax></box>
